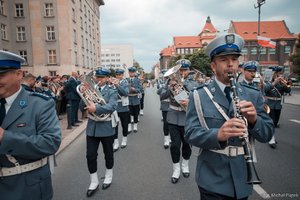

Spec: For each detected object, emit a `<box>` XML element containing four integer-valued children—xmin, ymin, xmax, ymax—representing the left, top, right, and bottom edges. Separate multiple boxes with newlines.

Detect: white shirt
<box><xmin>4</xmin><ymin>87</ymin><xmax>22</xmax><ymax>114</ymax></box>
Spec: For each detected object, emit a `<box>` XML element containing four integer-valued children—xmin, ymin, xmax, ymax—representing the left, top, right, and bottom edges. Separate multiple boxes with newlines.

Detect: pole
<box><xmin>255</xmin><ymin>0</ymin><xmax>266</xmax><ymax>73</ymax></box>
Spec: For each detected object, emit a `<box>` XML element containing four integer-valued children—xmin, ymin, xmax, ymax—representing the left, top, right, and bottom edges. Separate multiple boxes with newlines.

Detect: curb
<box><xmin>56</xmin><ymin>121</ymin><xmax>87</xmax><ymax>156</ymax></box>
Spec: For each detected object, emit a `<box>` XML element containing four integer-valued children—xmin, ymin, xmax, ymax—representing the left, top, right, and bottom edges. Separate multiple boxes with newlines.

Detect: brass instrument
<box><xmin>164</xmin><ymin>64</ymin><xmax>189</xmax><ymax>111</ymax></box>
<box><xmin>76</xmin><ymin>71</ymin><xmax>110</xmax><ymax>121</ymax></box>
<box><xmin>228</xmin><ymin>73</ymin><xmax>262</xmax><ymax>185</ymax></box>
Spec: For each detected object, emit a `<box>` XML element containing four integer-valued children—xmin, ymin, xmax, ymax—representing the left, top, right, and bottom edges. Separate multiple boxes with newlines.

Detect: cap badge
<box><xmin>225</xmin><ymin>34</ymin><xmax>235</xmax><ymax>45</ymax></box>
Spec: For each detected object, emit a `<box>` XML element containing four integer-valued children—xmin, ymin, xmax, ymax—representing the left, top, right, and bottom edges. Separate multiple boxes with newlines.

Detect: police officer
<box><xmin>0</xmin><ymin>50</ymin><xmax>61</xmax><ymax>200</ymax></box>
<box><xmin>241</xmin><ymin>61</ymin><xmax>260</xmax><ymax>88</ymax></box>
<box><xmin>21</xmin><ymin>73</ymin><xmax>36</xmax><ymax>92</ymax></box>
<box><xmin>156</xmin><ymin>69</ymin><xmax>171</xmax><ymax>149</ymax></box>
<box><xmin>127</xmin><ymin>67</ymin><xmax>142</xmax><ymax>133</ymax></box>
<box><xmin>184</xmin><ymin>34</ymin><xmax>274</xmax><ymax>199</ymax></box>
<box><xmin>161</xmin><ymin>59</ymin><xmax>199</xmax><ymax>184</ymax></box>
<box><xmin>264</xmin><ymin>66</ymin><xmax>291</xmax><ymax>148</ymax></box>
<box><xmin>84</xmin><ymin>68</ymin><xmax>118</xmax><ymax>197</ymax></box>
<box><xmin>111</xmin><ymin>69</ymin><xmax>130</xmax><ymax>151</ymax></box>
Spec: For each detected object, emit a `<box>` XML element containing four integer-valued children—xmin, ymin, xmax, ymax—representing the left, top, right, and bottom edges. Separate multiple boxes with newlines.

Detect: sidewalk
<box><xmin>56</xmin><ymin>113</ymin><xmax>87</xmax><ymax>155</ymax></box>
<box><xmin>283</xmin><ymin>87</ymin><xmax>300</xmax><ymax>106</ymax></box>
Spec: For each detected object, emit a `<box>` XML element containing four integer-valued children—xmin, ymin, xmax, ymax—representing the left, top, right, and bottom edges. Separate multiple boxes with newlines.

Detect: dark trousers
<box><xmin>199</xmin><ymin>186</ymin><xmax>248</xmax><ymax>200</ymax></box>
<box><xmin>69</xmin><ymin>99</ymin><xmax>80</xmax><ymax>124</ymax></box>
<box><xmin>269</xmin><ymin>109</ymin><xmax>281</xmax><ymax>127</ymax></box>
<box><xmin>129</xmin><ymin>105</ymin><xmax>140</xmax><ymax>123</ymax></box>
<box><xmin>168</xmin><ymin>124</ymin><xmax>191</xmax><ymax>163</ymax></box>
<box><xmin>140</xmin><ymin>93</ymin><xmax>145</xmax><ymax>110</ymax></box>
<box><xmin>86</xmin><ymin>135</ymin><xmax>114</xmax><ymax>173</ymax></box>
<box><xmin>162</xmin><ymin>111</ymin><xmax>169</xmax><ymax>136</ymax></box>
<box><xmin>114</xmin><ymin>111</ymin><xmax>130</xmax><ymax>139</ymax></box>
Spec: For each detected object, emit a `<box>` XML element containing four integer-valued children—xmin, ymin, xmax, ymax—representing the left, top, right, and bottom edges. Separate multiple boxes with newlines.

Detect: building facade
<box><xmin>159</xmin><ymin>16</ymin><xmax>218</xmax><ymax>70</ymax></box>
<box><xmin>101</xmin><ymin>44</ymin><xmax>134</xmax><ymax>76</ymax></box>
<box><xmin>0</xmin><ymin>0</ymin><xmax>104</xmax><ymax>76</ymax></box>
<box><xmin>229</xmin><ymin>20</ymin><xmax>297</xmax><ymax>73</ymax></box>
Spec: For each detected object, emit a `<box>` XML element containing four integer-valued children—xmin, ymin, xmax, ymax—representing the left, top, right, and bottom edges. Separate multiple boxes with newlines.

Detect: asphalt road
<box><xmin>53</xmin><ymin>87</ymin><xmax>300</xmax><ymax>200</ymax></box>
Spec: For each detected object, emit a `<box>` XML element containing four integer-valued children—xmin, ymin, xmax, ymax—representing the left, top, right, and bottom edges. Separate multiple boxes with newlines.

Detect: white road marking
<box><xmin>290</xmin><ymin>119</ymin><xmax>300</xmax><ymax>124</ymax></box>
<box><xmin>254</xmin><ymin>185</ymin><xmax>271</xmax><ymax>199</ymax></box>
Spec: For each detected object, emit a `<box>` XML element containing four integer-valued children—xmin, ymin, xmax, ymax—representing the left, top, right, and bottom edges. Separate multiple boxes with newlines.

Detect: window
<box><xmin>250</xmin><ymin>47</ymin><xmax>257</xmax><ymax>55</ymax></box>
<box><xmin>46</xmin><ymin>26</ymin><xmax>55</xmax><ymax>41</ymax></box>
<box><xmin>81</xmin><ymin>35</ymin><xmax>84</xmax><ymax>48</ymax></box>
<box><xmin>269</xmin><ymin>48</ymin><xmax>276</xmax><ymax>55</ymax></box>
<box><xmin>72</xmin><ymin>8</ymin><xmax>76</xmax><ymax>21</ymax></box>
<box><xmin>73</xmin><ymin>29</ymin><xmax>77</xmax><ymax>44</ymax></box>
<box><xmin>116</xmin><ymin>53</ymin><xmax>120</xmax><ymax>57</ymax></box>
<box><xmin>19</xmin><ymin>50</ymin><xmax>28</xmax><ymax>65</ymax></box>
<box><xmin>260</xmin><ymin>47</ymin><xmax>266</xmax><ymax>55</ymax></box>
<box><xmin>79</xmin><ymin>0</ymin><xmax>82</xmax><ymax>10</ymax></box>
<box><xmin>0</xmin><ymin>0</ymin><xmax>4</xmax><ymax>15</ymax></box>
<box><xmin>82</xmin><ymin>54</ymin><xmax>85</xmax><ymax>66</ymax></box>
<box><xmin>16</xmin><ymin>26</ymin><xmax>26</xmax><ymax>41</ymax></box>
<box><xmin>48</xmin><ymin>50</ymin><xmax>57</xmax><ymax>64</ymax></box>
<box><xmin>284</xmin><ymin>46</ymin><xmax>291</xmax><ymax>54</ymax></box>
<box><xmin>80</xmin><ymin>17</ymin><xmax>83</xmax><ymax>28</ymax></box>
<box><xmin>241</xmin><ymin>48</ymin><xmax>248</xmax><ymax>55</ymax></box>
<box><xmin>15</xmin><ymin>3</ymin><xmax>24</xmax><ymax>17</ymax></box>
<box><xmin>1</xmin><ymin>23</ymin><xmax>7</xmax><ymax>40</ymax></box>
<box><xmin>44</xmin><ymin>3</ymin><xmax>54</xmax><ymax>17</ymax></box>
<box><xmin>49</xmin><ymin>71</ymin><xmax>57</xmax><ymax>76</ymax></box>
<box><xmin>74</xmin><ymin>51</ymin><xmax>78</xmax><ymax>65</ymax></box>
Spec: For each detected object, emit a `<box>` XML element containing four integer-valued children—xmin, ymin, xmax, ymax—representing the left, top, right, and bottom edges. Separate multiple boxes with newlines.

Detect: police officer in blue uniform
<box><xmin>184</xmin><ymin>34</ymin><xmax>274</xmax><ymax>199</ymax></box>
<box><xmin>111</xmin><ymin>69</ymin><xmax>130</xmax><ymax>150</ymax></box>
<box><xmin>0</xmin><ymin>50</ymin><xmax>61</xmax><ymax>200</ymax></box>
<box><xmin>241</xmin><ymin>61</ymin><xmax>260</xmax><ymax>88</ymax></box>
<box><xmin>264</xmin><ymin>66</ymin><xmax>291</xmax><ymax>148</ymax></box>
<box><xmin>84</xmin><ymin>68</ymin><xmax>118</xmax><ymax>197</ymax></box>
<box><xmin>156</xmin><ymin>69</ymin><xmax>171</xmax><ymax>149</ymax></box>
<box><xmin>127</xmin><ymin>67</ymin><xmax>142</xmax><ymax>133</ymax></box>
<box><xmin>161</xmin><ymin>59</ymin><xmax>199</xmax><ymax>184</ymax></box>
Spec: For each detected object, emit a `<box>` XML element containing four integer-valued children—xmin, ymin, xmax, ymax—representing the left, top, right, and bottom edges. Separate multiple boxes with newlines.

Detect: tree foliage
<box><xmin>166</xmin><ymin>49</ymin><xmax>212</xmax><ymax>76</ymax></box>
<box><xmin>289</xmin><ymin>34</ymin><xmax>300</xmax><ymax>77</ymax></box>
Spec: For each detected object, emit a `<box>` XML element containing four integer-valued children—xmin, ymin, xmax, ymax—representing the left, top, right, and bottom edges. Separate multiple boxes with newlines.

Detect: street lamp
<box><xmin>254</xmin><ymin>0</ymin><xmax>266</xmax><ymax>72</ymax></box>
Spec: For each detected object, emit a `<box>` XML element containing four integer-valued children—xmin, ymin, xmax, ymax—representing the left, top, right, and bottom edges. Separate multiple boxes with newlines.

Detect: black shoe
<box><xmin>86</xmin><ymin>185</ymin><xmax>99</xmax><ymax>197</ymax></box>
<box><xmin>113</xmin><ymin>148</ymin><xmax>119</xmax><ymax>152</ymax></box>
<box><xmin>102</xmin><ymin>183</ymin><xmax>111</xmax><ymax>190</ymax></box>
<box><xmin>275</xmin><ymin>124</ymin><xmax>280</xmax><ymax>128</ymax></box>
<box><xmin>76</xmin><ymin>120</ymin><xmax>83</xmax><ymax>123</ymax></box>
<box><xmin>182</xmin><ymin>172</ymin><xmax>190</xmax><ymax>178</ymax></box>
<box><xmin>164</xmin><ymin>145</ymin><xmax>169</xmax><ymax>149</ymax></box>
<box><xmin>121</xmin><ymin>145</ymin><xmax>127</xmax><ymax>149</ymax></box>
<box><xmin>72</xmin><ymin>123</ymin><xmax>79</xmax><ymax>127</ymax></box>
<box><xmin>171</xmin><ymin>177</ymin><xmax>179</xmax><ymax>184</ymax></box>
<box><xmin>269</xmin><ymin>142</ymin><xmax>277</xmax><ymax>149</ymax></box>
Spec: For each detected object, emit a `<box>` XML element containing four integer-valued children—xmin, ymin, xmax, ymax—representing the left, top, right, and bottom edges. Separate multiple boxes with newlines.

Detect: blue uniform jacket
<box><xmin>86</xmin><ymin>84</ymin><xmax>118</xmax><ymax>137</ymax></box>
<box><xmin>0</xmin><ymin>88</ymin><xmax>61</xmax><ymax>200</ymax></box>
<box><xmin>127</xmin><ymin>77</ymin><xmax>142</xmax><ymax>106</ymax></box>
<box><xmin>116</xmin><ymin>79</ymin><xmax>130</xmax><ymax>113</ymax></box>
<box><xmin>64</xmin><ymin>77</ymin><xmax>81</xmax><ymax>101</ymax></box>
<box><xmin>157</xmin><ymin>85</ymin><xmax>169</xmax><ymax>112</ymax></box>
<box><xmin>184</xmin><ymin>80</ymin><xmax>274</xmax><ymax>199</ymax></box>
<box><xmin>264</xmin><ymin>81</ymin><xmax>291</xmax><ymax>109</ymax></box>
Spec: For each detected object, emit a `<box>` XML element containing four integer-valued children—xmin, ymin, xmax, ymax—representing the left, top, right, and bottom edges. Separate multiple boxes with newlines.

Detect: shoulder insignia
<box><xmin>30</xmin><ymin>92</ymin><xmax>51</xmax><ymax>100</ymax></box>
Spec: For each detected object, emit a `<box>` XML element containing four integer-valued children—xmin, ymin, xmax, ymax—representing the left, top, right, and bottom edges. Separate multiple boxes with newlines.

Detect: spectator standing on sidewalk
<box><xmin>0</xmin><ymin>50</ymin><xmax>61</xmax><ymax>200</ymax></box>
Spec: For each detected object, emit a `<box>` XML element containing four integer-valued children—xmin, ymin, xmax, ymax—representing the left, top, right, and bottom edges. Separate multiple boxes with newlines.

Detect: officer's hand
<box><xmin>0</xmin><ymin>127</ymin><xmax>4</xmax><ymax>142</ymax></box>
<box><xmin>239</xmin><ymin>100</ymin><xmax>257</xmax><ymax>125</ymax></box>
<box><xmin>217</xmin><ymin>118</ymin><xmax>246</xmax><ymax>142</ymax></box>
<box><xmin>85</xmin><ymin>101</ymin><xmax>96</xmax><ymax>113</ymax></box>
<box><xmin>179</xmin><ymin>99</ymin><xmax>189</xmax><ymax>107</ymax></box>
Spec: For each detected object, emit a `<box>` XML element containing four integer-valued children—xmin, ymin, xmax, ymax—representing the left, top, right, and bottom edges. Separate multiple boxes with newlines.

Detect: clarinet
<box><xmin>228</xmin><ymin>73</ymin><xmax>262</xmax><ymax>185</ymax></box>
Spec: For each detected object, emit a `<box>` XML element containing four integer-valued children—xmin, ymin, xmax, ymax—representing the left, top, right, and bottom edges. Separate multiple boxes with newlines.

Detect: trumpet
<box><xmin>228</xmin><ymin>72</ymin><xmax>262</xmax><ymax>185</ymax></box>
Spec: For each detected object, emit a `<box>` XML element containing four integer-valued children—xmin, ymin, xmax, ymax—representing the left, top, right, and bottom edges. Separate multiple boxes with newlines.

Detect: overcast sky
<box><xmin>100</xmin><ymin>0</ymin><xmax>299</xmax><ymax>72</ymax></box>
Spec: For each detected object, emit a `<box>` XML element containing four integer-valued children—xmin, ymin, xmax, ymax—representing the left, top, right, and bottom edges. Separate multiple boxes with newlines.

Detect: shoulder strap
<box><xmin>193</xmin><ymin>90</ymin><xmax>208</xmax><ymax>129</ymax></box>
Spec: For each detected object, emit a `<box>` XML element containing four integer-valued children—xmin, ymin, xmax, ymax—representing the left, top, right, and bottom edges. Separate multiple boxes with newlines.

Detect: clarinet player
<box><xmin>184</xmin><ymin>34</ymin><xmax>274</xmax><ymax>200</ymax></box>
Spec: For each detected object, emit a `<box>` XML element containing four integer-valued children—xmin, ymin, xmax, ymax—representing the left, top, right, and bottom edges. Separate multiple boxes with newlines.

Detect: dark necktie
<box><xmin>224</xmin><ymin>86</ymin><xmax>232</xmax><ymax>103</ymax></box>
<box><xmin>0</xmin><ymin>98</ymin><xmax>7</xmax><ymax>125</ymax></box>
<box><xmin>248</xmin><ymin>82</ymin><xmax>253</xmax><ymax>86</ymax></box>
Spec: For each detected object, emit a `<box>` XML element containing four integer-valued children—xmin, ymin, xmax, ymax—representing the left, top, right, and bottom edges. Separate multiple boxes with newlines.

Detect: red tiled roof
<box><xmin>160</xmin><ymin>46</ymin><xmax>175</xmax><ymax>56</ymax></box>
<box><xmin>200</xmin><ymin>22</ymin><xmax>217</xmax><ymax>34</ymax></box>
<box><xmin>173</xmin><ymin>36</ymin><xmax>202</xmax><ymax>48</ymax></box>
<box><xmin>231</xmin><ymin>21</ymin><xmax>296</xmax><ymax>40</ymax></box>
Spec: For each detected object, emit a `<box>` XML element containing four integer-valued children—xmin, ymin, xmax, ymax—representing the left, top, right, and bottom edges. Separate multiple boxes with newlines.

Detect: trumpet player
<box><xmin>264</xmin><ymin>66</ymin><xmax>291</xmax><ymax>148</ymax></box>
<box><xmin>111</xmin><ymin>69</ymin><xmax>130</xmax><ymax>151</ymax></box>
<box><xmin>161</xmin><ymin>59</ymin><xmax>199</xmax><ymax>184</ymax></box>
<box><xmin>127</xmin><ymin>67</ymin><xmax>142</xmax><ymax>133</ymax></box>
<box><xmin>84</xmin><ymin>68</ymin><xmax>118</xmax><ymax>197</ymax></box>
<box><xmin>184</xmin><ymin>34</ymin><xmax>274</xmax><ymax>200</ymax></box>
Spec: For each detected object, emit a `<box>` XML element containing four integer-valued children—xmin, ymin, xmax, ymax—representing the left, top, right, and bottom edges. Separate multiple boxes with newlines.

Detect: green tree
<box><xmin>289</xmin><ymin>34</ymin><xmax>300</xmax><ymax>78</ymax></box>
<box><xmin>186</xmin><ymin>49</ymin><xmax>212</xmax><ymax>76</ymax></box>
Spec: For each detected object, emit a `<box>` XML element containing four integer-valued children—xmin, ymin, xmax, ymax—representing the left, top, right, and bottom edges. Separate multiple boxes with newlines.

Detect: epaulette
<box><xmin>30</xmin><ymin>92</ymin><xmax>51</xmax><ymax>100</ymax></box>
<box><xmin>239</xmin><ymin>82</ymin><xmax>259</xmax><ymax>91</ymax></box>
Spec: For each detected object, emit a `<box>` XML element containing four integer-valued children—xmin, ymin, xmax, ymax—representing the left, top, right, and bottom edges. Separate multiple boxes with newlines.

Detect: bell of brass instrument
<box><xmin>76</xmin><ymin>71</ymin><xmax>110</xmax><ymax>121</ymax></box>
<box><xmin>164</xmin><ymin>64</ymin><xmax>189</xmax><ymax>111</ymax></box>
<box><xmin>228</xmin><ymin>73</ymin><xmax>262</xmax><ymax>185</ymax></box>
